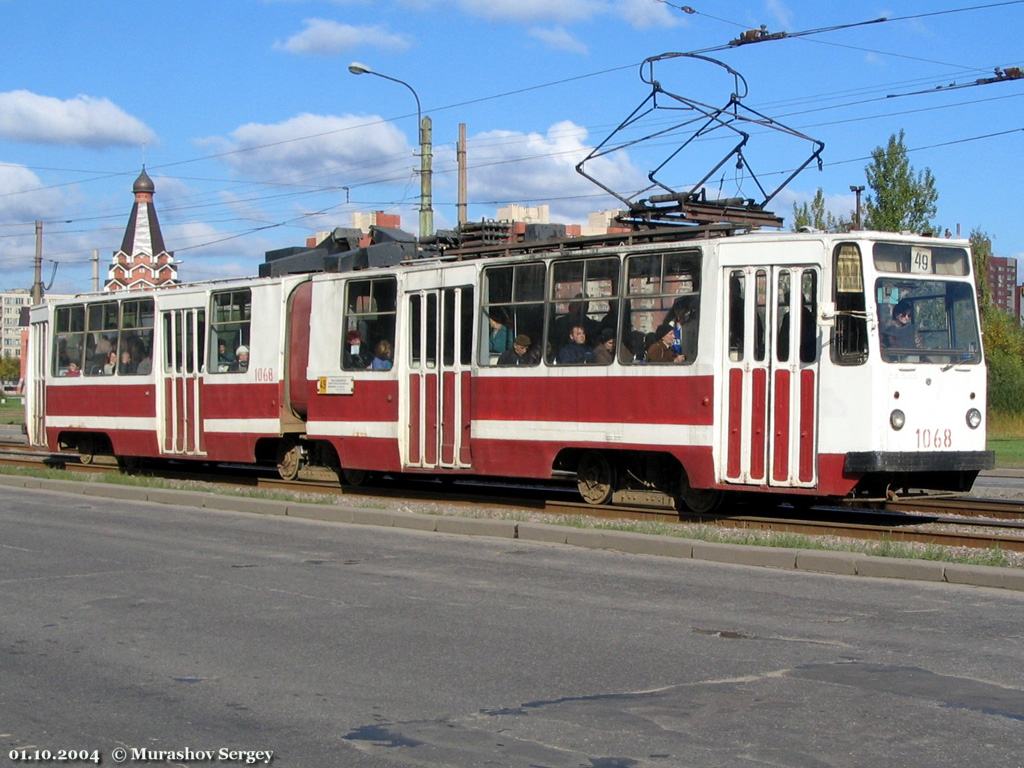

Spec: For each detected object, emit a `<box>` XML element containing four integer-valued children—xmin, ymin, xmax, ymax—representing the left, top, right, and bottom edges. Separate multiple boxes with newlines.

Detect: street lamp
<box><xmin>348</xmin><ymin>62</ymin><xmax>433</xmax><ymax>239</ymax></box>
<box><xmin>849</xmin><ymin>185</ymin><xmax>865</xmax><ymax>229</ymax></box>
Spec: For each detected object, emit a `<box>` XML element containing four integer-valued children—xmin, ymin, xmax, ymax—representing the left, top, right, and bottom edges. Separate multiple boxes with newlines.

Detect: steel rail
<box><xmin>2</xmin><ymin>453</ymin><xmax>1021</xmax><ymax>551</ymax></box>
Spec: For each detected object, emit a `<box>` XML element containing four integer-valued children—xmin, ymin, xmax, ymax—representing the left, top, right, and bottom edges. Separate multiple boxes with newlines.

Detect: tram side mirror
<box><xmin>817</xmin><ymin>301</ymin><xmax>836</xmax><ymax>327</ymax></box>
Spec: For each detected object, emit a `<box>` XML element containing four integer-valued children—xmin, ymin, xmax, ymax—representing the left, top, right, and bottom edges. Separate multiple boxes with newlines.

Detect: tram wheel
<box><xmin>276</xmin><ymin>442</ymin><xmax>303</xmax><ymax>481</ymax></box>
<box><xmin>116</xmin><ymin>456</ymin><xmax>140</xmax><ymax>475</ymax></box>
<box><xmin>341</xmin><ymin>467</ymin><xmax>370</xmax><ymax>487</ymax></box>
<box><xmin>77</xmin><ymin>436</ymin><xmax>96</xmax><ymax>465</ymax></box>
<box><xmin>677</xmin><ymin>472</ymin><xmax>723</xmax><ymax>515</ymax></box>
<box><xmin>576</xmin><ymin>452</ymin><xmax>615</xmax><ymax>506</ymax></box>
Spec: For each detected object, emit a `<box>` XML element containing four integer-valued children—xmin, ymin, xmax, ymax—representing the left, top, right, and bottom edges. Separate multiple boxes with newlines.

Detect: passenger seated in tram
<box><xmin>217</xmin><ymin>339</ymin><xmax>235</xmax><ymax>371</ymax></box>
<box><xmin>592</xmin><ymin>328</ymin><xmax>616</xmax><ymax>365</ymax></box>
<box><xmin>498</xmin><ymin>334</ymin><xmax>538</xmax><ymax>366</ymax></box>
<box><xmin>557</xmin><ymin>324</ymin><xmax>594</xmax><ymax>364</ymax></box>
<box><xmin>232</xmin><ymin>345</ymin><xmax>250</xmax><ymax>372</ymax></box>
<box><xmin>89</xmin><ymin>336</ymin><xmax>112</xmax><ymax>375</ymax></box>
<box><xmin>118</xmin><ymin>346</ymin><xmax>135</xmax><ymax>375</ymax></box>
<box><xmin>64</xmin><ymin>361</ymin><xmax>81</xmax><ymax>377</ymax></box>
<box><xmin>132</xmin><ymin>338</ymin><xmax>152</xmax><ymax>375</ymax></box>
<box><xmin>343</xmin><ymin>330</ymin><xmax>371</xmax><ymax>369</ymax></box>
<box><xmin>646</xmin><ymin>324</ymin><xmax>686</xmax><ymax>363</ymax></box>
<box><xmin>370</xmin><ymin>339</ymin><xmax>393</xmax><ymax>371</ymax></box>
<box><xmin>103</xmin><ymin>350</ymin><xmax>118</xmax><ymax>375</ymax></box>
<box><xmin>487</xmin><ymin>309</ymin><xmax>512</xmax><ymax>354</ymax></box>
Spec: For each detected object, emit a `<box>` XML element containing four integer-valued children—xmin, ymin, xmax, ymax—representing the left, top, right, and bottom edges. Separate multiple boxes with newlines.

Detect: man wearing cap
<box><xmin>592</xmin><ymin>328</ymin><xmax>616</xmax><ymax>365</ymax></box>
<box><xmin>498</xmin><ymin>334</ymin><xmax>537</xmax><ymax>366</ymax></box>
<box><xmin>646</xmin><ymin>323</ymin><xmax>686</xmax><ymax>363</ymax></box>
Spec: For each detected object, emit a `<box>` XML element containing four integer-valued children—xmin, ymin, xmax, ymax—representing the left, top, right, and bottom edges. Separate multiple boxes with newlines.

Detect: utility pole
<box><xmin>457</xmin><ymin>122</ymin><xmax>467</xmax><ymax>229</ymax></box>
<box><xmin>419</xmin><ymin>115</ymin><xmax>433</xmax><ymax>239</ymax></box>
<box><xmin>849</xmin><ymin>185</ymin><xmax>865</xmax><ymax>229</ymax></box>
<box><xmin>92</xmin><ymin>249</ymin><xmax>100</xmax><ymax>292</ymax></box>
<box><xmin>31</xmin><ymin>220</ymin><xmax>43</xmax><ymax>304</ymax></box>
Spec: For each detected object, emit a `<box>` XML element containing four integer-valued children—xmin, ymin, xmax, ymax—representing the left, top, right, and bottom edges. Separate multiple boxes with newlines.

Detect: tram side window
<box><xmin>623</xmin><ymin>250</ymin><xmax>700</xmax><ymax>364</ymax></box>
<box><xmin>119</xmin><ymin>298</ymin><xmax>155</xmax><ymax>375</ymax></box>
<box><xmin>209</xmin><ymin>290</ymin><xmax>251</xmax><ymax>373</ymax></box>
<box><xmin>442</xmin><ymin>287</ymin><xmax>474</xmax><ymax>366</ymax></box>
<box><xmin>480</xmin><ymin>263</ymin><xmax>544</xmax><ymax>367</ymax></box>
<box><xmin>547</xmin><ymin>257</ymin><xmax>619</xmax><ymax>365</ymax></box>
<box><xmin>832</xmin><ymin>243</ymin><xmax>868</xmax><ymax>366</ymax></box>
<box><xmin>53</xmin><ymin>304</ymin><xmax>85</xmax><ymax>377</ymax></box>
<box><xmin>775</xmin><ymin>270</ymin><xmax>819</xmax><ymax>364</ymax></box>
<box><xmin>343</xmin><ymin>278</ymin><xmax>397</xmax><ymax>371</ymax></box>
<box><xmin>83</xmin><ymin>302</ymin><xmax>119</xmax><ymax>376</ymax></box>
<box><xmin>727</xmin><ymin>273</ymin><xmax>745</xmax><ymax>361</ymax></box>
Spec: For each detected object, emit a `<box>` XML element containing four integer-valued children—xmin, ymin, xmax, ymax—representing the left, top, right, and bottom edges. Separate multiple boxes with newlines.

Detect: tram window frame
<box><xmin>119</xmin><ymin>297</ymin><xmax>155</xmax><ymax>376</ymax></box>
<box><xmin>83</xmin><ymin>301</ymin><xmax>120</xmax><ymax>376</ymax></box>
<box><xmin>623</xmin><ymin>250</ymin><xmax>700</xmax><ymax>365</ymax></box>
<box><xmin>479</xmin><ymin>263</ymin><xmax>544</xmax><ymax>367</ymax></box>
<box><xmin>831</xmin><ymin>243</ymin><xmax>868</xmax><ymax>366</ymax></box>
<box><xmin>208</xmin><ymin>289</ymin><xmax>252</xmax><ymax>374</ymax></box>
<box><xmin>342</xmin><ymin>277</ymin><xmax>397</xmax><ymax>371</ymax></box>
<box><xmin>548</xmin><ymin>256</ymin><xmax>620</xmax><ymax>365</ymax></box>
<box><xmin>53</xmin><ymin>304</ymin><xmax>86</xmax><ymax>377</ymax></box>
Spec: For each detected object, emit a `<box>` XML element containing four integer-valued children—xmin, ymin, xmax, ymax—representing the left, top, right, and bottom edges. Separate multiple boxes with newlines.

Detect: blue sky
<box><xmin>1</xmin><ymin>0</ymin><xmax>1022</xmax><ymax>293</ymax></box>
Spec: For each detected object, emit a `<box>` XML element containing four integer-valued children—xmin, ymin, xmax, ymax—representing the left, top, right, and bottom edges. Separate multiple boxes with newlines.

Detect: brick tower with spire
<box><xmin>105</xmin><ymin>168</ymin><xmax>179</xmax><ymax>292</ymax></box>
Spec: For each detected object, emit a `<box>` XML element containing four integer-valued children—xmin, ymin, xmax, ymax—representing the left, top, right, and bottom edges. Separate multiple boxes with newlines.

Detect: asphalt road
<box><xmin>1</xmin><ymin>487</ymin><xmax>1022</xmax><ymax>768</ymax></box>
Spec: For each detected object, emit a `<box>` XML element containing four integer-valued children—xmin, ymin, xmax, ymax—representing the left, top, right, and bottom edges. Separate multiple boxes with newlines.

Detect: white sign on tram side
<box><xmin>317</xmin><ymin>376</ymin><xmax>355</xmax><ymax>395</ymax></box>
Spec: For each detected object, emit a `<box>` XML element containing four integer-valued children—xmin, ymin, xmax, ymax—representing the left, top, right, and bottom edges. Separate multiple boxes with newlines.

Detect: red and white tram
<box><xmin>25</xmin><ymin>226</ymin><xmax>993</xmax><ymax>510</ymax></box>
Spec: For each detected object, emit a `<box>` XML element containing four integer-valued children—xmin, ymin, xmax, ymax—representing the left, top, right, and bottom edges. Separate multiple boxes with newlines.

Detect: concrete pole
<box><xmin>419</xmin><ymin>115</ymin><xmax>433</xmax><ymax>239</ymax></box>
<box><xmin>92</xmin><ymin>249</ymin><xmax>99</xmax><ymax>292</ymax></box>
<box><xmin>31</xmin><ymin>220</ymin><xmax>43</xmax><ymax>304</ymax></box>
<box><xmin>457</xmin><ymin>122</ymin><xmax>467</xmax><ymax>229</ymax></box>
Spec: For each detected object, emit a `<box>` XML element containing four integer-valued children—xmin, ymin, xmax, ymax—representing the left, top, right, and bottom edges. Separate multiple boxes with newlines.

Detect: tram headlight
<box><xmin>966</xmin><ymin>408</ymin><xmax>982</xmax><ymax>429</ymax></box>
<box><xmin>890</xmin><ymin>409</ymin><xmax>906</xmax><ymax>431</ymax></box>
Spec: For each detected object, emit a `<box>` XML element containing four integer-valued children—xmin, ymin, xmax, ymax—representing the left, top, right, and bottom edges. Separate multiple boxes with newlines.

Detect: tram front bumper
<box><xmin>844</xmin><ymin>451</ymin><xmax>995</xmax><ymax>474</ymax></box>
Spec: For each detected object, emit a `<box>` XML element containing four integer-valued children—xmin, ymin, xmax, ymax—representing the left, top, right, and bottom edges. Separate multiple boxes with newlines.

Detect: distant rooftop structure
<box><xmin>105</xmin><ymin>168</ymin><xmax>179</xmax><ymax>292</ymax></box>
<box><xmin>351</xmin><ymin>210</ymin><xmax>402</xmax><ymax>233</ymax></box>
<box><xmin>497</xmin><ymin>204</ymin><xmax>550</xmax><ymax>224</ymax></box>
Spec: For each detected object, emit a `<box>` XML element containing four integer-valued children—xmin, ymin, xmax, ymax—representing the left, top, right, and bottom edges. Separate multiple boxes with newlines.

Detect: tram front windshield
<box><xmin>875</xmin><ymin>277</ymin><xmax>980</xmax><ymax>364</ymax></box>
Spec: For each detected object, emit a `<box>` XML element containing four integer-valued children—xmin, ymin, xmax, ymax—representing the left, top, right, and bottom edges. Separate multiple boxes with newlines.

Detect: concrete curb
<box><xmin>2</xmin><ymin>474</ymin><xmax>1022</xmax><ymax>593</ymax></box>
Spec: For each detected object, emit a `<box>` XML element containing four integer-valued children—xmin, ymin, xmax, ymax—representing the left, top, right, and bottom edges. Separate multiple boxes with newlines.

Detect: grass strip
<box><xmin>1</xmin><ymin>464</ymin><xmax>1014</xmax><ymax>569</ymax></box>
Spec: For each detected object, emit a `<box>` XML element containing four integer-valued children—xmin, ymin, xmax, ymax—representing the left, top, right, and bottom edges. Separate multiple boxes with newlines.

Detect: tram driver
<box><xmin>881</xmin><ymin>299</ymin><xmax>920</xmax><ymax>359</ymax></box>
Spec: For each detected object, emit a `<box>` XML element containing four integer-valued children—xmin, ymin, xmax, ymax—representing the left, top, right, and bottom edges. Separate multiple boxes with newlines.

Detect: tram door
<box><xmin>159</xmin><ymin>307</ymin><xmax>206</xmax><ymax>456</ymax></box>
<box><xmin>721</xmin><ymin>266</ymin><xmax>820</xmax><ymax>488</ymax></box>
<box><xmin>404</xmin><ymin>286</ymin><xmax>474</xmax><ymax>470</ymax></box>
<box><xmin>27</xmin><ymin>316</ymin><xmax>48</xmax><ymax>447</ymax></box>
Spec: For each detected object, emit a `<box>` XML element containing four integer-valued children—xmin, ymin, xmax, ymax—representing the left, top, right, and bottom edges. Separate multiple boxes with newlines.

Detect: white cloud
<box><xmin>764</xmin><ymin>0</ymin><xmax>792</xmax><ymax>29</ymax></box>
<box><xmin>0</xmin><ymin>164</ymin><xmax>66</xmax><ymax>222</ymax></box>
<box><xmin>456</xmin><ymin>0</ymin><xmax>605</xmax><ymax>23</ymax></box>
<box><xmin>617</xmin><ymin>0</ymin><xmax>683</xmax><ymax>29</ymax></box>
<box><xmin>529</xmin><ymin>26</ymin><xmax>588</xmax><ymax>54</ymax></box>
<box><xmin>206</xmin><ymin>113</ymin><xmax>413</xmax><ymax>187</ymax></box>
<box><xmin>0</xmin><ymin>90</ymin><xmax>155</xmax><ymax>148</ymax></box>
<box><xmin>274</xmin><ymin>19</ymin><xmax>411</xmax><ymax>55</ymax></box>
<box><xmin>464</xmin><ymin>120</ymin><xmax>643</xmax><ymax>221</ymax></box>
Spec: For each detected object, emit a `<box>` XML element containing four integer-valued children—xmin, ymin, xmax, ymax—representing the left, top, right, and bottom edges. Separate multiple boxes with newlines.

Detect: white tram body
<box><xmin>25</xmin><ymin>227</ymin><xmax>992</xmax><ymax>507</ymax></box>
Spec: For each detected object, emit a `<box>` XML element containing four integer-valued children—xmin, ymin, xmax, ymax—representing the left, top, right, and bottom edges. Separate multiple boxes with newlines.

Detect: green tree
<box><xmin>791</xmin><ymin>188</ymin><xmax>851</xmax><ymax>232</ymax></box>
<box><xmin>863</xmin><ymin>130</ymin><xmax>938</xmax><ymax>233</ymax></box>
<box><xmin>969</xmin><ymin>228</ymin><xmax>992</xmax><ymax>313</ymax></box>
<box><xmin>0</xmin><ymin>357</ymin><xmax>19</xmax><ymax>382</ymax></box>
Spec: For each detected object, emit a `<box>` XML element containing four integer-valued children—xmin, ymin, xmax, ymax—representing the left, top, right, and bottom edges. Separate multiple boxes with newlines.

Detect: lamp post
<box><xmin>348</xmin><ymin>62</ymin><xmax>433</xmax><ymax>239</ymax></box>
<box><xmin>849</xmin><ymin>185</ymin><xmax>865</xmax><ymax>229</ymax></box>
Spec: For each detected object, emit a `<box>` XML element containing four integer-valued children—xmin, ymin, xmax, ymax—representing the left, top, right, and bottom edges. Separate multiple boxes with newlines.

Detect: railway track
<box><xmin>2</xmin><ymin>448</ymin><xmax>1022</xmax><ymax>553</ymax></box>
